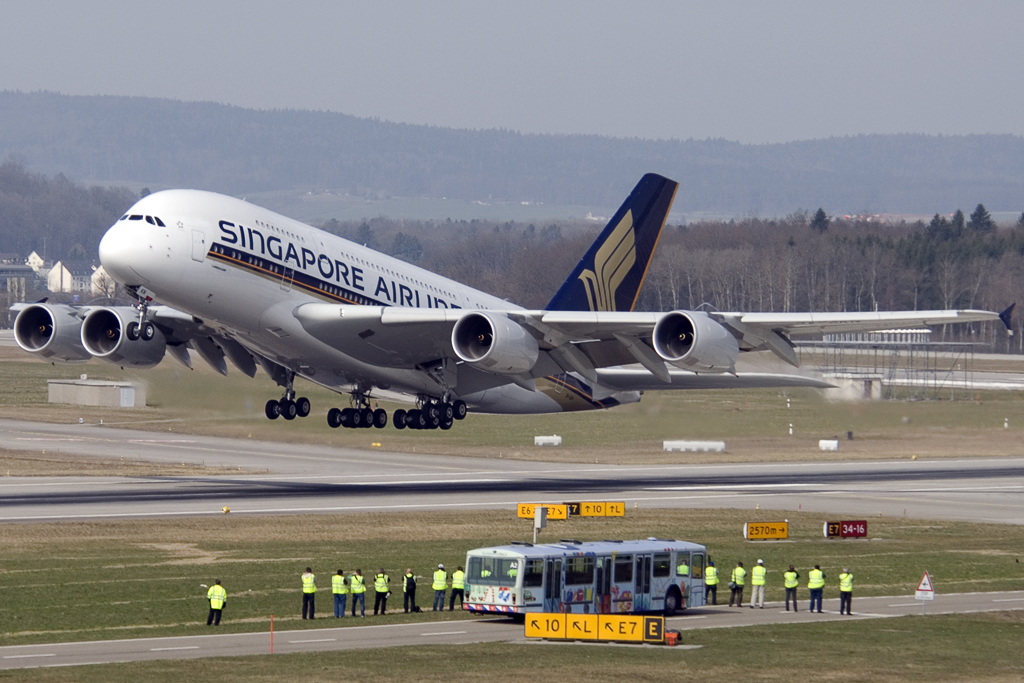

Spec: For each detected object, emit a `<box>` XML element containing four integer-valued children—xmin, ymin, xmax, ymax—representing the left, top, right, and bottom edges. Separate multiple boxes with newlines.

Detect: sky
<box><xmin>2</xmin><ymin>1</ymin><xmax>1023</xmax><ymax>144</ymax></box>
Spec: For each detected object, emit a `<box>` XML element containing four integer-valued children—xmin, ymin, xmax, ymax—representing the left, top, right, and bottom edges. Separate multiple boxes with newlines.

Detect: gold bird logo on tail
<box><xmin>577</xmin><ymin>210</ymin><xmax>636</xmax><ymax>311</ymax></box>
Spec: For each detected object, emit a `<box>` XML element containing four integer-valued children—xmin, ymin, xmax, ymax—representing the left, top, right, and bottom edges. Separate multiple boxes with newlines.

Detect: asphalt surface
<box><xmin>2</xmin><ymin>590</ymin><xmax>1022</xmax><ymax>669</ymax></box>
<box><xmin>2</xmin><ymin>419</ymin><xmax>1024</xmax><ymax>524</ymax></box>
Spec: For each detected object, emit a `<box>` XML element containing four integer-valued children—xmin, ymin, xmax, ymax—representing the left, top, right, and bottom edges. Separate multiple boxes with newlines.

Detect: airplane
<box><xmin>11</xmin><ymin>174</ymin><xmax>1008</xmax><ymax>432</ymax></box>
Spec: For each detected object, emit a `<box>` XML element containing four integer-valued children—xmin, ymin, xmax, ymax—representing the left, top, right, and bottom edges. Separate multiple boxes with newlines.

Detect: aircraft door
<box><xmin>280</xmin><ymin>267</ymin><xmax>294</xmax><ymax>292</ymax></box>
<box><xmin>635</xmin><ymin>555</ymin><xmax>652</xmax><ymax>612</ymax></box>
<box><xmin>191</xmin><ymin>229</ymin><xmax>207</xmax><ymax>262</ymax></box>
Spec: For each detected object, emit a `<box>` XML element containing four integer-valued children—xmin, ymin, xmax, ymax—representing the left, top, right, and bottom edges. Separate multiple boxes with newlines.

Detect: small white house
<box><xmin>47</xmin><ymin>261</ymin><xmax>95</xmax><ymax>294</ymax></box>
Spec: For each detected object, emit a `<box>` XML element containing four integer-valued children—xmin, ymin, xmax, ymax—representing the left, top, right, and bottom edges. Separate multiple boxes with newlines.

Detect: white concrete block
<box><xmin>534</xmin><ymin>435</ymin><xmax>562</xmax><ymax>446</ymax></box>
<box><xmin>663</xmin><ymin>440</ymin><xmax>726</xmax><ymax>452</ymax></box>
<box><xmin>819</xmin><ymin>439</ymin><xmax>840</xmax><ymax>451</ymax></box>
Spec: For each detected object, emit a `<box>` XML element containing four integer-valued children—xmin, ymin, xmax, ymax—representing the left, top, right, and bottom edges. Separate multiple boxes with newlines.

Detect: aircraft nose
<box><xmin>98</xmin><ymin>221</ymin><xmax>146</xmax><ymax>285</ymax></box>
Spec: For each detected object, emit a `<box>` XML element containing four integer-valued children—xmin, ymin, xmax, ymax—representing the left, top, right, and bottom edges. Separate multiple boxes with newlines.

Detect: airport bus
<box><xmin>463</xmin><ymin>538</ymin><xmax>707</xmax><ymax>616</ymax></box>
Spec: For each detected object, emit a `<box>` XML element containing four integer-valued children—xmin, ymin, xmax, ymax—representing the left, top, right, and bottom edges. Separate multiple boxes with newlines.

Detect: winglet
<box><xmin>545</xmin><ymin>173</ymin><xmax>678</xmax><ymax>312</ymax></box>
<box><xmin>1000</xmin><ymin>303</ymin><xmax>1015</xmax><ymax>335</ymax></box>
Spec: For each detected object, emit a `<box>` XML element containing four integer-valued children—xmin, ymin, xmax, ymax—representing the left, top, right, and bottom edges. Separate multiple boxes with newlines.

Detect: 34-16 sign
<box><xmin>824</xmin><ymin>520</ymin><xmax>867</xmax><ymax>538</ymax></box>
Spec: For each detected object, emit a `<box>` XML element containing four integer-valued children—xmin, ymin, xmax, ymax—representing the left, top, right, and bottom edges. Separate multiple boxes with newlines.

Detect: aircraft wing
<box><xmin>294</xmin><ymin>303</ymin><xmax>1003</xmax><ymax>383</ymax></box>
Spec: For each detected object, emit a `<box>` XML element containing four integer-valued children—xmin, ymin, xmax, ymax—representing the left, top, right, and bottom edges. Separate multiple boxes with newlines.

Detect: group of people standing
<box><xmin>295</xmin><ymin>564</ymin><xmax>466</xmax><ymax>619</ymax></box>
<box><xmin>703</xmin><ymin>560</ymin><xmax>854</xmax><ymax>614</ymax></box>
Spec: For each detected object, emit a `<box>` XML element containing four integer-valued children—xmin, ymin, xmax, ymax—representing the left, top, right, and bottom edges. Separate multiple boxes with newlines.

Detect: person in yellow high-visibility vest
<box><xmin>728</xmin><ymin>561</ymin><xmax>746</xmax><ymax>607</ymax></box>
<box><xmin>403</xmin><ymin>568</ymin><xmax>417</xmax><ymax>613</ymax></box>
<box><xmin>350</xmin><ymin>569</ymin><xmax>366</xmax><ymax>617</ymax></box>
<box><xmin>332</xmin><ymin>569</ymin><xmax>348</xmax><ymax>618</ymax></box>
<box><xmin>807</xmin><ymin>564</ymin><xmax>826</xmax><ymax>613</ymax></box>
<box><xmin>839</xmin><ymin>567</ymin><xmax>853</xmax><ymax>615</ymax></box>
<box><xmin>704</xmin><ymin>561</ymin><xmax>719</xmax><ymax>605</ymax></box>
<box><xmin>432</xmin><ymin>564</ymin><xmax>448</xmax><ymax>612</ymax></box>
<box><xmin>449</xmin><ymin>565</ymin><xmax>466</xmax><ymax>611</ymax></box>
<box><xmin>301</xmin><ymin>567</ymin><xmax>316</xmax><ymax>619</ymax></box>
<box><xmin>206</xmin><ymin>579</ymin><xmax>226</xmax><ymax>625</ymax></box>
<box><xmin>373</xmin><ymin>568</ymin><xmax>390</xmax><ymax>615</ymax></box>
<box><xmin>750</xmin><ymin>559</ymin><xmax>767</xmax><ymax>609</ymax></box>
<box><xmin>783</xmin><ymin>565</ymin><xmax>800</xmax><ymax>612</ymax></box>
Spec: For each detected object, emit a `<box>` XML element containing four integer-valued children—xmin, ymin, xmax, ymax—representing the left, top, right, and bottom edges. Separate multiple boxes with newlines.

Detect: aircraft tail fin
<box><xmin>545</xmin><ymin>173</ymin><xmax>678</xmax><ymax>312</ymax></box>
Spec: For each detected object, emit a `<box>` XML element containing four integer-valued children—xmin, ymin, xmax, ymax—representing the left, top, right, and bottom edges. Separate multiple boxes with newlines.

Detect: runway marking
<box><xmin>149</xmin><ymin>646</ymin><xmax>199</xmax><ymax>651</ymax></box>
<box><xmin>288</xmin><ymin>638</ymin><xmax>337</xmax><ymax>643</ymax></box>
<box><xmin>992</xmin><ymin>598</ymin><xmax>1024</xmax><ymax>602</ymax></box>
<box><xmin>420</xmin><ymin>631</ymin><xmax>467</xmax><ymax>636</ymax></box>
<box><xmin>888</xmin><ymin>603</ymin><xmax>923</xmax><ymax>607</ymax></box>
<box><xmin>3</xmin><ymin>653</ymin><xmax>55</xmax><ymax>659</ymax></box>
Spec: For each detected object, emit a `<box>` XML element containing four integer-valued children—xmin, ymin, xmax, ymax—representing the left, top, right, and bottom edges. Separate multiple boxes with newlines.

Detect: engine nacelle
<box><xmin>652</xmin><ymin>311</ymin><xmax>739</xmax><ymax>373</ymax></box>
<box><xmin>13</xmin><ymin>303</ymin><xmax>92</xmax><ymax>362</ymax></box>
<box><xmin>451</xmin><ymin>312</ymin><xmax>539</xmax><ymax>376</ymax></box>
<box><xmin>81</xmin><ymin>307</ymin><xmax>167</xmax><ymax>368</ymax></box>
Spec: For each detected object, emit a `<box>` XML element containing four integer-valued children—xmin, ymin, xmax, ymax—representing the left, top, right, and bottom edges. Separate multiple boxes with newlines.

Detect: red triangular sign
<box><xmin>917</xmin><ymin>572</ymin><xmax>933</xmax><ymax>592</ymax></box>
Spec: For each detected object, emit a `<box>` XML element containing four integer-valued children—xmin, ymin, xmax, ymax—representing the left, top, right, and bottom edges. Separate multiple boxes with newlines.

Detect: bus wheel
<box><xmin>664</xmin><ymin>588</ymin><xmax>682</xmax><ymax>616</ymax></box>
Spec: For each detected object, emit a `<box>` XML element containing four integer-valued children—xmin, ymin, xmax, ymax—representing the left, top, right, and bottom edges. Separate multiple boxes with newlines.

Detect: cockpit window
<box><xmin>154</xmin><ymin>216</ymin><xmax>166</xmax><ymax>227</ymax></box>
<box><xmin>128</xmin><ymin>215</ymin><xmax>143</xmax><ymax>221</ymax></box>
<box><xmin>119</xmin><ymin>214</ymin><xmax>129</xmax><ymax>221</ymax></box>
<box><xmin>145</xmin><ymin>216</ymin><xmax>155</xmax><ymax>225</ymax></box>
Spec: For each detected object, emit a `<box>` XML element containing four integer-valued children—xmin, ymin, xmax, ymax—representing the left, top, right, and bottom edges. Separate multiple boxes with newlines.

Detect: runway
<box><xmin>1</xmin><ymin>419</ymin><xmax>1023</xmax><ymax>524</ymax></box>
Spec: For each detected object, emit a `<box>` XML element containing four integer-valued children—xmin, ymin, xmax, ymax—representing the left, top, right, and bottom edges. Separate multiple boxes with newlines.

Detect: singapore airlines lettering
<box><xmin>577</xmin><ymin>210</ymin><xmax>636</xmax><ymax>311</ymax></box>
<box><xmin>216</xmin><ymin>220</ymin><xmax>460</xmax><ymax>309</ymax></box>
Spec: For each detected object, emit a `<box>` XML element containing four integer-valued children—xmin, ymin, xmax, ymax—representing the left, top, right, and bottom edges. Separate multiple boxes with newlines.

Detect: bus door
<box><xmin>609</xmin><ymin>554</ymin><xmax>633</xmax><ymax>613</ymax></box>
<box><xmin>634</xmin><ymin>554</ymin><xmax>652</xmax><ymax>612</ymax></box>
<box><xmin>544</xmin><ymin>559</ymin><xmax>562</xmax><ymax>612</ymax></box>
<box><xmin>594</xmin><ymin>557</ymin><xmax>611</xmax><ymax>613</ymax></box>
<box><xmin>688</xmin><ymin>553</ymin><xmax>706</xmax><ymax>607</ymax></box>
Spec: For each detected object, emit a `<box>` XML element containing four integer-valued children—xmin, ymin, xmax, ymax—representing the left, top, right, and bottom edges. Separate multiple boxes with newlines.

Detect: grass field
<box><xmin>2</xmin><ymin>508</ymin><xmax>1022</xmax><ymax>647</ymax></box>
<box><xmin>5</xmin><ymin>613</ymin><xmax>1024</xmax><ymax>683</ymax></box>
<box><xmin>1</xmin><ymin>353</ymin><xmax>1023</xmax><ymax>466</ymax></box>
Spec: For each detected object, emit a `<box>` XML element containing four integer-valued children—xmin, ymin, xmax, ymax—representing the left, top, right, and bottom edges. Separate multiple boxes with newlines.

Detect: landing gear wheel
<box><xmin>453</xmin><ymin>400</ymin><xmax>468</xmax><ymax>420</ymax></box>
<box><xmin>140</xmin><ymin>321</ymin><xmax>156</xmax><ymax>341</ymax></box>
<box><xmin>126</xmin><ymin>321</ymin><xmax>140</xmax><ymax>341</ymax></box>
<box><xmin>426</xmin><ymin>402</ymin><xmax>440</xmax><ymax>421</ymax></box>
<box><xmin>440</xmin><ymin>402</ymin><xmax>455</xmax><ymax>422</ymax></box>
<box><xmin>359</xmin><ymin>408</ymin><xmax>373</xmax><ymax>428</ymax></box>
<box><xmin>327</xmin><ymin>407</ymin><xmax>343</xmax><ymax>428</ymax></box>
<box><xmin>280</xmin><ymin>399</ymin><xmax>297</xmax><ymax>420</ymax></box>
<box><xmin>373</xmin><ymin>408</ymin><xmax>388</xmax><ymax>429</ymax></box>
<box><xmin>428</xmin><ymin>412</ymin><xmax>441</xmax><ymax>429</ymax></box>
<box><xmin>295</xmin><ymin>396</ymin><xmax>311</xmax><ymax>418</ymax></box>
<box><xmin>265</xmin><ymin>399</ymin><xmax>281</xmax><ymax>420</ymax></box>
<box><xmin>393</xmin><ymin>409</ymin><xmax>407</xmax><ymax>429</ymax></box>
<box><xmin>412</xmin><ymin>410</ymin><xmax>427</xmax><ymax>430</ymax></box>
<box><xmin>340</xmin><ymin>408</ymin><xmax>354</xmax><ymax>428</ymax></box>
<box><xmin>349</xmin><ymin>408</ymin><xmax>365</xmax><ymax>428</ymax></box>
<box><xmin>440</xmin><ymin>417</ymin><xmax>453</xmax><ymax>430</ymax></box>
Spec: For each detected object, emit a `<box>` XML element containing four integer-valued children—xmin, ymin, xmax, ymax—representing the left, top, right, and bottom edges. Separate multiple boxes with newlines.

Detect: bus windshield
<box><xmin>468</xmin><ymin>556</ymin><xmax>522</xmax><ymax>585</ymax></box>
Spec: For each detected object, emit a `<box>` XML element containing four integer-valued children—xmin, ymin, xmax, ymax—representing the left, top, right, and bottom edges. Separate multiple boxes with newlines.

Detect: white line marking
<box><xmin>992</xmin><ymin>598</ymin><xmax>1024</xmax><ymax>602</ymax></box>
<box><xmin>3</xmin><ymin>653</ymin><xmax>55</xmax><ymax>659</ymax></box>
<box><xmin>420</xmin><ymin>630</ymin><xmax>467</xmax><ymax>636</ymax></box>
<box><xmin>288</xmin><ymin>638</ymin><xmax>337</xmax><ymax>643</ymax></box>
<box><xmin>149</xmin><ymin>646</ymin><xmax>199</xmax><ymax>651</ymax></box>
<box><xmin>888</xmin><ymin>603</ymin><xmax>923</xmax><ymax>607</ymax></box>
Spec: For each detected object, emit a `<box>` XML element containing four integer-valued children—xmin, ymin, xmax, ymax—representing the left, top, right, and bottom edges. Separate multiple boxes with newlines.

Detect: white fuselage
<box><xmin>98</xmin><ymin>190</ymin><xmax>639</xmax><ymax>413</ymax></box>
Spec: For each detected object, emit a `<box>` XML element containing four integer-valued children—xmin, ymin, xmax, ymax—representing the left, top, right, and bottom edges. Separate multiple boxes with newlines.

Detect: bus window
<box><xmin>691</xmin><ymin>553</ymin><xmax>705</xmax><ymax>580</ymax></box>
<box><xmin>469</xmin><ymin>557</ymin><xmax>520</xmax><ymax>585</ymax></box>
<box><xmin>565</xmin><ymin>557</ymin><xmax>594</xmax><ymax>585</ymax></box>
<box><xmin>654</xmin><ymin>553</ymin><xmax>671</xmax><ymax>577</ymax></box>
<box><xmin>523</xmin><ymin>559</ymin><xmax>543</xmax><ymax>587</ymax></box>
<box><xmin>613</xmin><ymin>555</ymin><xmax>633</xmax><ymax>582</ymax></box>
<box><xmin>545</xmin><ymin>560</ymin><xmax>562</xmax><ymax>600</ymax></box>
<box><xmin>675</xmin><ymin>552</ymin><xmax>690</xmax><ymax>577</ymax></box>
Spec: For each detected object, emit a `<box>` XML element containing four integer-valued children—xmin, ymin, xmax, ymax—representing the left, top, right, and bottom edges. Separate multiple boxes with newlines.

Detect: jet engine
<box><xmin>13</xmin><ymin>303</ymin><xmax>92</xmax><ymax>362</ymax></box>
<box><xmin>451</xmin><ymin>313</ymin><xmax>539</xmax><ymax>375</ymax></box>
<box><xmin>652</xmin><ymin>311</ymin><xmax>739</xmax><ymax>373</ymax></box>
<box><xmin>81</xmin><ymin>307</ymin><xmax>167</xmax><ymax>368</ymax></box>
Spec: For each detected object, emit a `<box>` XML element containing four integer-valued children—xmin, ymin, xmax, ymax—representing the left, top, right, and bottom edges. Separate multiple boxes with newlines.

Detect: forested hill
<box><xmin>2</xmin><ymin>90</ymin><xmax>1024</xmax><ymax>215</ymax></box>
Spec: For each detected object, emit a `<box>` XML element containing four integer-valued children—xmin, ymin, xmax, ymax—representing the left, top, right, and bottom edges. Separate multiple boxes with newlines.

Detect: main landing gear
<box><xmin>264</xmin><ymin>373</ymin><xmax>311</xmax><ymax>421</ymax></box>
<box><xmin>392</xmin><ymin>399</ymin><xmax>467</xmax><ymax>431</ymax></box>
<box><xmin>325</xmin><ymin>397</ymin><xmax>468</xmax><ymax>431</ymax></box>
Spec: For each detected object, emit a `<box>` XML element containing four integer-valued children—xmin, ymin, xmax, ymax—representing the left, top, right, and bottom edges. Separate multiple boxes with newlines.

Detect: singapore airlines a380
<box><xmin>11</xmin><ymin>174</ymin><xmax>1006</xmax><ymax>433</ymax></box>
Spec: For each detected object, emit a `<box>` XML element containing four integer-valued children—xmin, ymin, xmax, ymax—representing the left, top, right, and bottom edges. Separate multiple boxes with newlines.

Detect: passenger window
<box><xmin>523</xmin><ymin>559</ymin><xmax>543</xmax><ymax>587</ymax></box>
<box><xmin>654</xmin><ymin>553</ymin><xmax>671</xmax><ymax>577</ymax></box>
<box><xmin>613</xmin><ymin>555</ymin><xmax>633</xmax><ymax>582</ymax></box>
<box><xmin>565</xmin><ymin>557</ymin><xmax>594</xmax><ymax>585</ymax></box>
<box><xmin>691</xmin><ymin>554</ymin><xmax>705</xmax><ymax>580</ymax></box>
